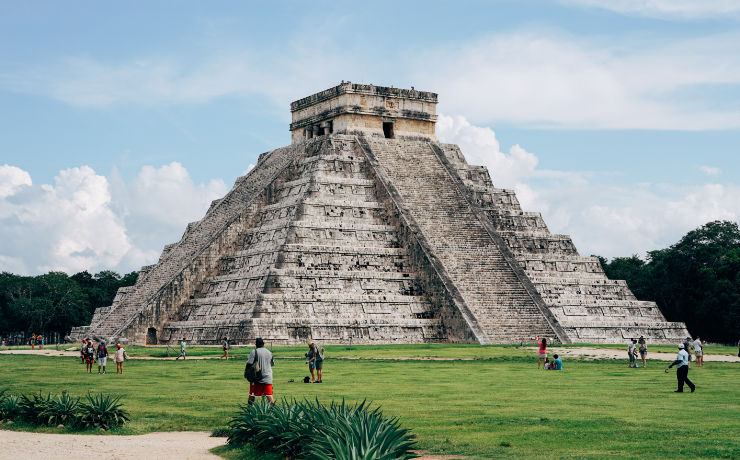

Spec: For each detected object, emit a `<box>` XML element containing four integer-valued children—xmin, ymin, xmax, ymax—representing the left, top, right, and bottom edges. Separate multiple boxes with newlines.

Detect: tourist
<box><xmin>638</xmin><ymin>336</ymin><xmax>647</xmax><ymax>368</ymax></box>
<box><xmin>692</xmin><ymin>336</ymin><xmax>703</xmax><ymax>367</ymax></box>
<box><xmin>30</xmin><ymin>333</ymin><xmax>36</xmax><ymax>350</ymax></box>
<box><xmin>114</xmin><ymin>343</ymin><xmax>128</xmax><ymax>375</ymax></box>
<box><xmin>628</xmin><ymin>338</ymin><xmax>638</xmax><ymax>368</ymax></box>
<box><xmin>684</xmin><ymin>337</ymin><xmax>693</xmax><ymax>363</ymax></box>
<box><xmin>246</xmin><ymin>337</ymin><xmax>274</xmax><ymax>404</ymax></box>
<box><xmin>667</xmin><ymin>344</ymin><xmax>695</xmax><ymax>393</ymax></box>
<box><xmin>176</xmin><ymin>337</ymin><xmax>187</xmax><ymax>360</ymax></box>
<box><xmin>80</xmin><ymin>339</ymin><xmax>87</xmax><ymax>364</ymax></box>
<box><xmin>38</xmin><ymin>334</ymin><xmax>44</xmax><ymax>349</ymax></box>
<box><xmin>220</xmin><ymin>337</ymin><xmax>229</xmax><ymax>360</ymax></box>
<box><xmin>737</xmin><ymin>339</ymin><xmax>740</xmax><ymax>358</ymax></box>
<box><xmin>84</xmin><ymin>339</ymin><xmax>95</xmax><ymax>374</ymax></box>
<box><xmin>305</xmin><ymin>343</ymin><xmax>316</xmax><ymax>382</ymax></box>
<box><xmin>309</xmin><ymin>341</ymin><xmax>325</xmax><ymax>383</ymax></box>
<box><xmin>552</xmin><ymin>354</ymin><xmax>563</xmax><ymax>370</ymax></box>
<box><xmin>97</xmin><ymin>341</ymin><xmax>108</xmax><ymax>374</ymax></box>
<box><xmin>536</xmin><ymin>336</ymin><xmax>547</xmax><ymax>369</ymax></box>
<box><xmin>543</xmin><ymin>357</ymin><xmax>551</xmax><ymax>370</ymax></box>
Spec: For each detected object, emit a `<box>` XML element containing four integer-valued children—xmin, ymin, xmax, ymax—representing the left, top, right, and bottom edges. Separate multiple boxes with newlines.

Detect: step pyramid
<box><xmin>70</xmin><ymin>82</ymin><xmax>689</xmax><ymax>345</ymax></box>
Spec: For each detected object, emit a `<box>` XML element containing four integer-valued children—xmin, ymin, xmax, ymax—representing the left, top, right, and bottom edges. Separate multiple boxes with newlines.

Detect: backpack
<box><xmin>244</xmin><ymin>351</ymin><xmax>262</xmax><ymax>383</ymax></box>
<box><xmin>317</xmin><ymin>344</ymin><xmax>325</xmax><ymax>360</ymax></box>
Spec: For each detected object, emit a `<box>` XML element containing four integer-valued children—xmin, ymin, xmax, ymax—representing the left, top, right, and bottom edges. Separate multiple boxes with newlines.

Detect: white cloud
<box><xmin>0</xmin><ymin>164</ymin><xmax>32</xmax><ymax>198</ymax></box>
<box><xmin>437</xmin><ymin>114</ymin><xmax>538</xmax><ymax>188</ymax></box>
<box><xmin>0</xmin><ymin>162</ymin><xmax>227</xmax><ymax>275</ymax></box>
<box><xmin>416</xmin><ymin>32</ymin><xmax>740</xmax><ymax>130</ymax></box>
<box><xmin>699</xmin><ymin>165</ymin><xmax>722</xmax><ymax>176</ymax></box>
<box><xmin>560</xmin><ymin>0</ymin><xmax>740</xmax><ymax>19</ymax></box>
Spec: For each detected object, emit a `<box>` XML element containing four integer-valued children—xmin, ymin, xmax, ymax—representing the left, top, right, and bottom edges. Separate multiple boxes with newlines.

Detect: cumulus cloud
<box><xmin>699</xmin><ymin>165</ymin><xmax>721</xmax><ymax>176</ymax></box>
<box><xmin>0</xmin><ymin>162</ymin><xmax>227</xmax><ymax>275</ymax></box>
<box><xmin>437</xmin><ymin>114</ymin><xmax>538</xmax><ymax>188</ymax></box>
<box><xmin>560</xmin><ymin>0</ymin><xmax>740</xmax><ymax>19</ymax></box>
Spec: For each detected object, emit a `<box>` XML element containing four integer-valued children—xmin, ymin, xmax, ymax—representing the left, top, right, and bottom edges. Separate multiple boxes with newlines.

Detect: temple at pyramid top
<box><xmin>290</xmin><ymin>81</ymin><xmax>438</xmax><ymax>143</ymax></box>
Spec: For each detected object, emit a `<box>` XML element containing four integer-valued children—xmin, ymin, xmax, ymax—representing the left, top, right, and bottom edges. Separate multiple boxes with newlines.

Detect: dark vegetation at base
<box><xmin>0</xmin><ymin>270</ymin><xmax>137</xmax><ymax>339</ymax></box>
<box><xmin>598</xmin><ymin>220</ymin><xmax>740</xmax><ymax>343</ymax></box>
<box><xmin>0</xmin><ymin>389</ymin><xmax>129</xmax><ymax>430</ymax></box>
<box><xmin>226</xmin><ymin>398</ymin><xmax>418</xmax><ymax>460</ymax></box>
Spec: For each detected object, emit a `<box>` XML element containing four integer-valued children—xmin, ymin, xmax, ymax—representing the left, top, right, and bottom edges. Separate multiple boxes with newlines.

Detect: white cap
<box><xmin>678</xmin><ymin>343</ymin><xmax>685</xmax><ymax>349</ymax></box>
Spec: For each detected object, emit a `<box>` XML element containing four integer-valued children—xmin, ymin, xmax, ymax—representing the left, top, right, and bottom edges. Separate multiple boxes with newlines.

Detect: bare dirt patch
<box><xmin>0</xmin><ymin>430</ymin><xmax>226</xmax><ymax>460</ymax></box>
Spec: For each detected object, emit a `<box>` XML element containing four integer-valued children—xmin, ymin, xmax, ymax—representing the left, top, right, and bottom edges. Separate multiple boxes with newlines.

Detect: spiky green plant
<box><xmin>77</xmin><ymin>393</ymin><xmax>129</xmax><ymax>430</ymax></box>
<box><xmin>0</xmin><ymin>394</ymin><xmax>21</xmax><ymax>421</ymax></box>
<box><xmin>19</xmin><ymin>392</ymin><xmax>53</xmax><ymax>424</ymax></box>
<box><xmin>40</xmin><ymin>392</ymin><xmax>80</xmax><ymax>426</ymax></box>
<box><xmin>227</xmin><ymin>399</ymin><xmax>276</xmax><ymax>445</ymax></box>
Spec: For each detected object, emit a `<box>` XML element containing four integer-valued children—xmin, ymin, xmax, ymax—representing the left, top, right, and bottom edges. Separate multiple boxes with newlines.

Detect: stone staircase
<box><xmin>436</xmin><ymin>142</ymin><xmax>689</xmax><ymax>342</ymax></box>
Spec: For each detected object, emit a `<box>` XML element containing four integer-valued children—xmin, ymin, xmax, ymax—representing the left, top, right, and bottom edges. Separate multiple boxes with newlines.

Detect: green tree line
<box><xmin>0</xmin><ymin>270</ymin><xmax>137</xmax><ymax>339</ymax></box>
<box><xmin>598</xmin><ymin>220</ymin><xmax>740</xmax><ymax>343</ymax></box>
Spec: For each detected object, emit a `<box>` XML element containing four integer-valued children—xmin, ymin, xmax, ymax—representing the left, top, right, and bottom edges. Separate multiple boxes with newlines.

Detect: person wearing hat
<box><xmin>667</xmin><ymin>343</ymin><xmax>695</xmax><ymax>393</ymax></box>
<box><xmin>114</xmin><ymin>343</ymin><xmax>128</xmax><ymax>375</ymax></box>
<box><xmin>246</xmin><ymin>338</ymin><xmax>274</xmax><ymax>404</ymax></box>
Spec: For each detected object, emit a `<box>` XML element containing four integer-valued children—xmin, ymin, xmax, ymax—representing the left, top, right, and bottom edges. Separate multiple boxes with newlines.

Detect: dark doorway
<box><xmin>382</xmin><ymin>122</ymin><xmax>394</xmax><ymax>139</ymax></box>
<box><xmin>146</xmin><ymin>327</ymin><xmax>158</xmax><ymax>345</ymax></box>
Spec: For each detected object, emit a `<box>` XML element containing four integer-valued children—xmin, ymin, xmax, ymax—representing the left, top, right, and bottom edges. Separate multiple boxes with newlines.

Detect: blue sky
<box><xmin>1</xmin><ymin>0</ymin><xmax>739</xmax><ymax>274</ymax></box>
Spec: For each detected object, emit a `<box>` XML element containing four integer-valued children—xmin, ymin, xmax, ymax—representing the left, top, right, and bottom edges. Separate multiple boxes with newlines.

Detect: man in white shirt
<box><xmin>692</xmin><ymin>336</ymin><xmax>704</xmax><ymax>367</ymax></box>
<box><xmin>667</xmin><ymin>344</ymin><xmax>695</xmax><ymax>393</ymax></box>
<box><xmin>627</xmin><ymin>339</ymin><xmax>637</xmax><ymax>368</ymax></box>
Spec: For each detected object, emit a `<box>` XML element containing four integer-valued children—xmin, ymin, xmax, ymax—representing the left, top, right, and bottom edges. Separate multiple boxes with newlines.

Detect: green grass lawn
<box><xmin>0</xmin><ymin>347</ymin><xmax>737</xmax><ymax>459</ymax></box>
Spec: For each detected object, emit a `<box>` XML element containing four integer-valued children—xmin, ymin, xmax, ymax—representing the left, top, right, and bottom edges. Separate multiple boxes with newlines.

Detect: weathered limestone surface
<box><xmin>72</xmin><ymin>83</ymin><xmax>689</xmax><ymax>345</ymax></box>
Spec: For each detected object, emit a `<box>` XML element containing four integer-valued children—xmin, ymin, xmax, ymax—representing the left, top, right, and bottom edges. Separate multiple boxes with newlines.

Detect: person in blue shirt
<box><xmin>553</xmin><ymin>354</ymin><xmax>563</xmax><ymax>370</ymax></box>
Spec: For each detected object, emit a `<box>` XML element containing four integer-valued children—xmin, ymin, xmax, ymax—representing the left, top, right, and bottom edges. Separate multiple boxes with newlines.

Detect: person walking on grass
<box><xmin>627</xmin><ymin>338</ymin><xmax>638</xmax><ymax>368</ymax></box>
<box><xmin>692</xmin><ymin>336</ymin><xmax>704</xmax><ymax>367</ymax></box>
<box><xmin>246</xmin><ymin>338</ymin><xmax>274</xmax><ymax>405</ymax></box>
<box><xmin>80</xmin><ymin>339</ymin><xmax>87</xmax><ymax>364</ymax></box>
<box><xmin>638</xmin><ymin>336</ymin><xmax>648</xmax><ymax>368</ymax></box>
<box><xmin>220</xmin><ymin>337</ymin><xmax>229</xmax><ymax>360</ymax></box>
<box><xmin>38</xmin><ymin>334</ymin><xmax>43</xmax><ymax>350</ymax></box>
<box><xmin>30</xmin><ymin>333</ymin><xmax>36</xmax><ymax>350</ymax></box>
<box><xmin>536</xmin><ymin>336</ymin><xmax>547</xmax><ymax>369</ymax></box>
<box><xmin>84</xmin><ymin>339</ymin><xmax>95</xmax><ymax>374</ymax></box>
<box><xmin>305</xmin><ymin>343</ymin><xmax>316</xmax><ymax>382</ymax></box>
<box><xmin>175</xmin><ymin>338</ymin><xmax>187</xmax><ymax>360</ymax></box>
<box><xmin>96</xmin><ymin>341</ymin><xmax>108</xmax><ymax>374</ymax></box>
<box><xmin>114</xmin><ymin>343</ymin><xmax>128</xmax><ymax>374</ymax></box>
<box><xmin>667</xmin><ymin>343</ymin><xmax>695</xmax><ymax>393</ymax></box>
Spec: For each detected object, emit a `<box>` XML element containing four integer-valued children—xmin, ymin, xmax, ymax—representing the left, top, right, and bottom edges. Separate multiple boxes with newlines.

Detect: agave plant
<box><xmin>40</xmin><ymin>392</ymin><xmax>80</xmax><ymax>426</ymax></box>
<box><xmin>0</xmin><ymin>394</ymin><xmax>21</xmax><ymax>421</ymax></box>
<box><xmin>19</xmin><ymin>392</ymin><xmax>53</xmax><ymax>424</ymax></box>
<box><xmin>227</xmin><ymin>399</ymin><xmax>276</xmax><ymax>445</ymax></box>
<box><xmin>77</xmin><ymin>393</ymin><xmax>129</xmax><ymax>430</ymax></box>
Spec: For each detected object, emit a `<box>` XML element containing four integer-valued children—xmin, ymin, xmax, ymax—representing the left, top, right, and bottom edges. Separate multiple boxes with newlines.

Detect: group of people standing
<box><xmin>29</xmin><ymin>333</ymin><xmax>44</xmax><ymax>349</ymax></box>
<box><xmin>627</xmin><ymin>336</ymin><xmax>648</xmax><ymax>368</ymax></box>
<box><xmin>80</xmin><ymin>338</ymin><xmax>127</xmax><ymax>374</ymax></box>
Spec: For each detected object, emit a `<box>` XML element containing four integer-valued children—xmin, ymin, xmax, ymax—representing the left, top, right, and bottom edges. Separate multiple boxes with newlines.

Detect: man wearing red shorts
<box><xmin>247</xmin><ymin>337</ymin><xmax>275</xmax><ymax>404</ymax></box>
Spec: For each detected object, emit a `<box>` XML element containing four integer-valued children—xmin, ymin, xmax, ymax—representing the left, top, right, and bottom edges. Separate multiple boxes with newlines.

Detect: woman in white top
<box><xmin>114</xmin><ymin>343</ymin><xmax>128</xmax><ymax>375</ymax></box>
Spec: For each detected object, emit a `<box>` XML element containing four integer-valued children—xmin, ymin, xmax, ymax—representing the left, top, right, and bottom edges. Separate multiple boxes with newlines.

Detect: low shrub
<box><xmin>0</xmin><ymin>394</ymin><xmax>21</xmax><ymax>420</ymax></box>
<box><xmin>41</xmin><ymin>392</ymin><xmax>80</xmax><ymax>426</ymax></box>
<box><xmin>77</xmin><ymin>393</ymin><xmax>130</xmax><ymax>430</ymax></box>
<box><xmin>19</xmin><ymin>392</ymin><xmax>53</xmax><ymax>424</ymax></box>
<box><xmin>228</xmin><ymin>398</ymin><xmax>418</xmax><ymax>460</ymax></box>
<box><xmin>211</xmin><ymin>427</ymin><xmax>232</xmax><ymax>437</ymax></box>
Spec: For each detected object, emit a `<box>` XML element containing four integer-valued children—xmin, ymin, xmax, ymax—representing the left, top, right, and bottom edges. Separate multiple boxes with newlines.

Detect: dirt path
<box><xmin>0</xmin><ymin>430</ymin><xmax>225</xmax><ymax>459</ymax></box>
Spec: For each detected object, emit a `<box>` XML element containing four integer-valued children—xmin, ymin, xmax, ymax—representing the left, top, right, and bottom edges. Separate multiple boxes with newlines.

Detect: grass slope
<box><xmin>0</xmin><ymin>346</ymin><xmax>737</xmax><ymax>459</ymax></box>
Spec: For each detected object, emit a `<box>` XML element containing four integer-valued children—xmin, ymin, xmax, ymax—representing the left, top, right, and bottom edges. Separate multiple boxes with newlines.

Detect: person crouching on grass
<box><xmin>246</xmin><ymin>338</ymin><xmax>274</xmax><ymax>405</ymax></box>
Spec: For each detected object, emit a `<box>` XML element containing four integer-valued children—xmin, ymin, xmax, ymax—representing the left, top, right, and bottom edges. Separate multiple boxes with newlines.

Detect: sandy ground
<box><xmin>0</xmin><ymin>430</ymin><xmax>225</xmax><ymax>460</ymax></box>
<box><xmin>2</xmin><ymin>347</ymin><xmax>739</xmax><ymax>362</ymax></box>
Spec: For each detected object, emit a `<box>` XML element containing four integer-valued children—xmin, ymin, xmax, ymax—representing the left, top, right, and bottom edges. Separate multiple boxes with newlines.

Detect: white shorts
<box><xmin>539</xmin><ymin>353</ymin><xmax>547</xmax><ymax>359</ymax></box>
<box><xmin>98</xmin><ymin>357</ymin><xmax>107</xmax><ymax>366</ymax></box>
<box><xmin>695</xmin><ymin>350</ymin><xmax>703</xmax><ymax>357</ymax></box>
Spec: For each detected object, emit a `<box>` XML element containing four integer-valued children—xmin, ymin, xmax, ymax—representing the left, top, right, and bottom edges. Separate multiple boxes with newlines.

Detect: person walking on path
<box><xmin>84</xmin><ymin>339</ymin><xmax>95</xmax><ymax>374</ymax></box>
<box><xmin>220</xmin><ymin>337</ymin><xmax>229</xmax><ymax>360</ymax></box>
<box><xmin>667</xmin><ymin>343</ymin><xmax>695</xmax><ymax>393</ymax></box>
<box><xmin>309</xmin><ymin>341</ymin><xmax>325</xmax><ymax>383</ymax></box>
<box><xmin>114</xmin><ymin>343</ymin><xmax>128</xmax><ymax>375</ymax></box>
<box><xmin>628</xmin><ymin>339</ymin><xmax>638</xmax><ymax>368</ymax></box>
<box><xmin>96</xmin><ymin>341</ymin><xmax>108</xmax><ymax>374</ymax></box>
<box><xmin>638</xmin><ymin>336</ymin><xmax>648</xmax><ymax>368</ymax></box>
<box><xmin>305</xmin><ymin>343</ymin><xmax>316</xmax><ymax>382</ymax></box>
<box><xmin>692</xmin><ymin>336</ymin><xmax>704</xmax><ymax>367</ymax></box>
<box><xmin>175</xmin><ymin>338</ymin><xmax>187</xmax><ymax>360</ymax></box>
<box><xmin>246</xmin><ymin>338</ymin><xmax>274</xmax><ymax>404</ymax></box>
<box><xmin>30</xmin><ymin>333</ymin><xmax>36</xmax><ymax>350</ymax></box>
<box><xmin>536</xmin><ymin>336</ymin><xmax>548</xmax><ymax>369</ymax></box>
